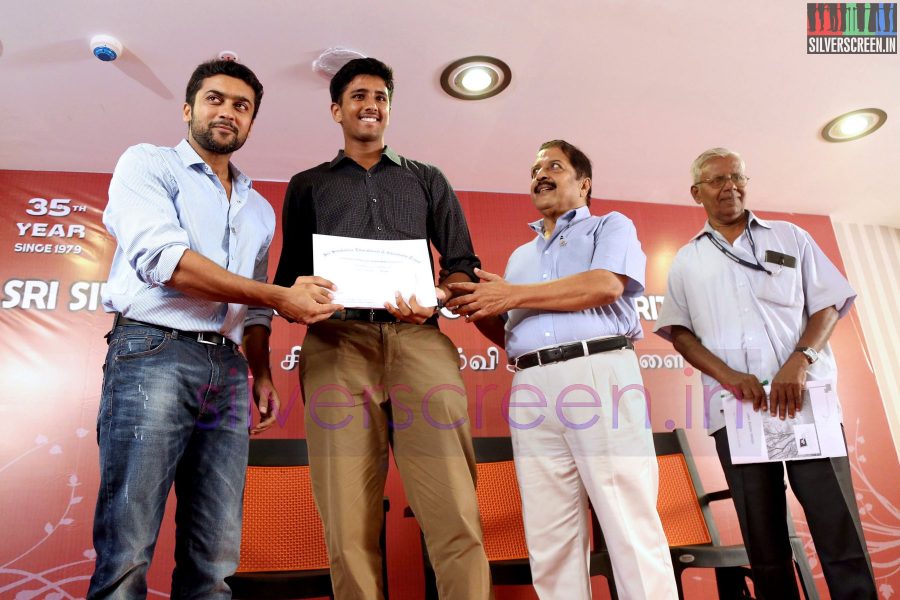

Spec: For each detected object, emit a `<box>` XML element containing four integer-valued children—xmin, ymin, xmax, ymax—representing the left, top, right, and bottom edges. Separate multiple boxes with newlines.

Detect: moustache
<box><xmin>210</xmin><ymin>121</ymin><xmax>237</xmax><ymax>133</ymax></box>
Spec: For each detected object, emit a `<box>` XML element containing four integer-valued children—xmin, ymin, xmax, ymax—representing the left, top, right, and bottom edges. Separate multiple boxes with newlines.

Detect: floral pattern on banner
<box><xmin>791</xmin><ymin>418</ymin><xmax>899</xmax><ymax>598</ymax></box>
<box><xmin>0</xmin><ymin>429</ymin><xmax>169</xmax><ymax>599</ymax></box>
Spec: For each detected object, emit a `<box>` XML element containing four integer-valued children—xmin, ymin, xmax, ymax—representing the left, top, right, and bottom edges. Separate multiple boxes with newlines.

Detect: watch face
<box><xmin>803</xmin><ymin>348</ymin><xmax>818</xmax><ymax>364</ymax></box>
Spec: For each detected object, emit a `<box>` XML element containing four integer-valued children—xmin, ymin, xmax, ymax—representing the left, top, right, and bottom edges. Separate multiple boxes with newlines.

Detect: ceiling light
<box><xmin>822</xmin><ymin>108</ymin><xmax>887</xmax><ymax>142</ymax></box>
<box><xmin>441</xmin><ymin>56</ymin><xmax>511</xmax><ymax>100</ymax></box>
<box><xmin>460</xmin><ymin>68</ymin><xmax>493</xmax><ymax>92</ymax></box>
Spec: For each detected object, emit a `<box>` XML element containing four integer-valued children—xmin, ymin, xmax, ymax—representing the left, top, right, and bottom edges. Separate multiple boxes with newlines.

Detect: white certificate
<box><xmin>312</xmin><ymin>234</ymin><xmax>437</xmax><ymax>309</ymax></box>
<box><xmin>722</xmin><ymin>380</ymin><xmax>846</xmax><ymax>464</ymax></box>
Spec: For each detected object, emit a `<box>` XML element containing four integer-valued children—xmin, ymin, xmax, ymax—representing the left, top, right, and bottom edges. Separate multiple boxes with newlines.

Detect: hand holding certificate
<box><xmin>722</xmin><ymin>380</ymin><xmax>846</xmax><ymax>464</ymax></box>
<box><xmin>313</xmin><ymin>234</ymin><xmax>438</xmax><ymax>309</ymax></box>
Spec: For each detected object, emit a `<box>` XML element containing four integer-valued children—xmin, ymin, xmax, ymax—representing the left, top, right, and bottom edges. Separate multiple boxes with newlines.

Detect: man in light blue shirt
<box><xmin>654</xmin><ymin>147</ymin><xmax>875</xmax><ymax>600</ymax></box>
<box><xmin>88</xmin><ymin>59</ymin><xmax>340</xmax><ymax>600</ymax></box>
<box><xmin>448</xmin><ymin>140</ymin><xmax>676</xmax><ymax>600</ymax></box>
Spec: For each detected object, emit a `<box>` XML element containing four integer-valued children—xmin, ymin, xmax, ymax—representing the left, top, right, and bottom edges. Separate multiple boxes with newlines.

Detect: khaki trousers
<box><xmin>509</xmin><ymin>347</ymin><xmax>678</xmax><ymax>600</ymax></box>
<box><xmin>301</xmin><ymin>320</ymin><xmax>493</xmax><ymax>600</ymax></box>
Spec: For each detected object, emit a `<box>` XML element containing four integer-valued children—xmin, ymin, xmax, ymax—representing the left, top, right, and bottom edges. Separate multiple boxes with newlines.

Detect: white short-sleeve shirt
<box><xmin>655</xmin><ymin>212</ymin><xmax>856</xmax><ymax>433</ymax></box>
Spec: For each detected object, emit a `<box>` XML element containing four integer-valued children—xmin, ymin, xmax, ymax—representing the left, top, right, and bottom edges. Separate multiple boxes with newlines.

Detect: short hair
<box><xmin>330</xmin><ymin>57</ymin><xmax>394</xmax><ymax>104</ymax></box>
<box><xmin>185</xmin><ymin>59</ymin><xmax>264</xmax><ymax>120</ymax></box>
<box><xmin>539</xmin><ymin>139</ymin><xmax>593</xmax><ymax>202</ymax></box>
<box><xmin>690</xmin><ymin>147</ymin><xmax>745</xmax><ymax>184</ymax></box>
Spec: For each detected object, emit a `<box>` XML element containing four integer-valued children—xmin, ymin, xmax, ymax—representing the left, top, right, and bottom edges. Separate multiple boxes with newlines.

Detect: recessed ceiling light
<box><xmin>822</xmin><ymin>108</ymin><xmax>887</xmax><ymax>142</ymax></box>
<box><xmin>460</xmin><ymin>68</ymin><xmax>493</xmax><ymax>92</ymax></box>
<box><xmin>441</xmin><ymin>56</ymin><xmax>511</xmax><ymax>100</ymax></box>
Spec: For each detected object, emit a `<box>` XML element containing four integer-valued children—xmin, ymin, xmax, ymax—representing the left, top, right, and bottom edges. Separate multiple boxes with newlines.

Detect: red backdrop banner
<box><xmin>1</xmin><ymin>170</ymin><xmax>897</xmax><ymax>599</ymax></box>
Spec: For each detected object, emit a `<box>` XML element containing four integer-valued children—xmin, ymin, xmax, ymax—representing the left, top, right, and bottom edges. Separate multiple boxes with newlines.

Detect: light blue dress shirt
<box><xmin>504</xmin><ymin>206</ymin><xmax>647</xmax><ymax>359</ymax></box>
<box><xmin>654</xmin><ymin>212</ymin><xmax>856</xmax><ymax>433</ymax></box>
<box><xmin>101</xmin><ymin>140</ymin><xmax>275</xmax><ymax>344</ymax></box>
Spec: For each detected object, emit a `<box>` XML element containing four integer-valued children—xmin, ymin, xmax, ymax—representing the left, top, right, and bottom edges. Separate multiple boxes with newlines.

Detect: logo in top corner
<box><xmin>807</xmin><ymin>3</ymin><xmax>897</xmax><ymax>53</ymax></box>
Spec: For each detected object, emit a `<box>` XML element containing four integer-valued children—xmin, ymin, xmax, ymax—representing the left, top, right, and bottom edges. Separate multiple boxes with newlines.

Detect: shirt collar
<box><xmin>692</xmin><ymin>209</ymin><xmax>771</xmax><ymax>241</ymax></box>
<box><xmin>175</xmin><ymin>139</ymin><xmax>252</xmax><ymax>190</ymax></box>
<box><xmin>328</xmin><ymin>145</ymin><xmax>402</xmax><ymax>169</ymax></box>
<box><xmin>528</xmin><ymin>205</ymin><xmax>591</xmax><ymax>235</ymax></box>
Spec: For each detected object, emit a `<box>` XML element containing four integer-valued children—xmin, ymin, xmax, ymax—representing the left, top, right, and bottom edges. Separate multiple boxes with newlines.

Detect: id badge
<box><xmin>764</xmin><ymin>250</ymin><xmax>797</xmax><ymax>268</ymax></box>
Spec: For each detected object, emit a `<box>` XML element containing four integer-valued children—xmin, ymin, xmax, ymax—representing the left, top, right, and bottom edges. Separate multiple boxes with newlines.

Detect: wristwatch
<box><xmin>794</xmin><ymin>346</ymin><xmax>819</xmax><ymax>365</ymax></box>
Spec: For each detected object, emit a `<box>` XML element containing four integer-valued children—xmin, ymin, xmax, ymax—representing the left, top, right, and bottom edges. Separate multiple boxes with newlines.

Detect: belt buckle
<box><xmin>196</xmin><ymin>332</ymin><xmax>218</xmax><ymax>346</ymax></box>
<box><xmin>540</xmin><ymin>346</ymin><xmax>563</xmax><ymax>366</ymax></box>
<box><xmin>368</xmin><ymin>309</ymin><xmax>376</xmax><ymax>323</ymax></box>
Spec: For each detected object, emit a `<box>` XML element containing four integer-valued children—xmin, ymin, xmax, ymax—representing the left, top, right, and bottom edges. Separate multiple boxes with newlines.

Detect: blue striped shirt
<box><xmin>504</xmin><ymin>207</ymin><xmax>647</xmax><ymax>359</ymax></box>
<box><xmin>101</xmin><ymin>140</ymin><xmax>275</xmax><ymax>344</ymax></box>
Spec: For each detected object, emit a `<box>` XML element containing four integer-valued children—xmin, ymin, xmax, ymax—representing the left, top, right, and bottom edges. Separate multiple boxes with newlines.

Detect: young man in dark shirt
<box><xmin>274</xmin><ymin>57</ymin><xmax>492</xmax><ymax>600</ymax></box>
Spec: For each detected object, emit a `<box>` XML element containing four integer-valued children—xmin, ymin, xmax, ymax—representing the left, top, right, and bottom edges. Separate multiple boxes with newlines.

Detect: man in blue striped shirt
<box><xmin>88</xmin><ymin>59</ymin><xmax>340</xmax><ymax>599</ymax></box>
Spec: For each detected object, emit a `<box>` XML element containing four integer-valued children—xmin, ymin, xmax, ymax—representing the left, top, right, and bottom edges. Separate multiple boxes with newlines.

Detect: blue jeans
<box><xmin>87</xmin><ymin>324</ymin><xmax>250</xmax><ymax>599</ymax></box>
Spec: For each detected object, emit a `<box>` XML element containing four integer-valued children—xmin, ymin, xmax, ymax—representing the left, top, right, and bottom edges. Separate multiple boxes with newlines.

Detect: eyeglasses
<box><xmin>694</xmin><ymin>173</ymin><xmax>750</xmax><ymax>188</ymax></box>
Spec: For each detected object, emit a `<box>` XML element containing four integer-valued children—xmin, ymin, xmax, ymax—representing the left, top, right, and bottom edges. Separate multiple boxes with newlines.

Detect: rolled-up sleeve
<box><xmin>244</xmin><ymin>232</ymin><xmax>275</xmax><ymax>331</ymax></box>
<box><xmin>103</xmin><ymin>145</ymin><xmax>189</xmax><ymax>286</ymax></box>
<box><xmin>590</xmin><ymin>211</ymin><xmax>646</xmax><ymax>296</ymax></box>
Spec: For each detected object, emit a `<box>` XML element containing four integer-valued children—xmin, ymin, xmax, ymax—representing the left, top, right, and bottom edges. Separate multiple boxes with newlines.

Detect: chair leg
<box><xmin>713</xmin><ymin>566</ymin><xmax>753</xmax><ymax>599</ymax></box>
<box><xmin>673</xmin><ymin>565</ymin><xmax>686</xmax><ymax>600</ymax></box>
<box><xmin>606</xmin><ymin>574</ymin><xmax>620</xmax><ymax>600</ymax></box>
<box><xmin>424</xmin><ymin>566</ymin><xmax>439</xmax><ymax>600</ymax></box>
<box><xmin>789</xmin><ymin>537</ymin><xmax>820</xmax><ymax>600</ymax></box>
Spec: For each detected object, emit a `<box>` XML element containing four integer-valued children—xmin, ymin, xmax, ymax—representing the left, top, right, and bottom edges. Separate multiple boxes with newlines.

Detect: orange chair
<box><xmin>226</xmin><ymin>439</ymin><xmax>390</xmax><ymax>599</ymax></box>
<box><xmin>591</xmin><ymin>429</ymin><xmax>818</xmax><ymax>600</ymax></box>
<box><xmin>410</xmin><ymin>436</ymin><xmax>617</xmax><ymax>599</ymax></box>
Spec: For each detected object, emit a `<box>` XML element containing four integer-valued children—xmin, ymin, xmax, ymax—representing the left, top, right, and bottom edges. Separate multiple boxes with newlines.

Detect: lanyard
<box><xmin>704</xmin><ymin>227</ymin><xmax>772</xmax><ymax>275</ymax></box>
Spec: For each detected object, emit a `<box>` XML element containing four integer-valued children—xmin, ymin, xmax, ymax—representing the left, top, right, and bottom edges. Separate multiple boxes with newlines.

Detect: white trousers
<box><xmin>508</xmin><ymin>348</ymin><xmax>677</xmax><ymax>600</ymax></box>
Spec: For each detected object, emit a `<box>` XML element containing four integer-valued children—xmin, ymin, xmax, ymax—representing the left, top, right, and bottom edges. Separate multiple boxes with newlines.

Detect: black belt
<box><xmin>111</xmin><ymin>313</ymin><xmax>237</xmax><ymax>350</ymax></box>
<box><xmin>329</xmin><ymin>308</ymin><xmax>399</xmax><ymax>323</ymax></box>
<box><xmin>513</xmin><ymin>336</ymin><xmax>633</xmax><ymax>370</ymax></box>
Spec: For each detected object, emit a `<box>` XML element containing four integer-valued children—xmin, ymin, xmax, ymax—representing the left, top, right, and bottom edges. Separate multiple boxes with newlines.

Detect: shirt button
<box><xmin>372</xmin><ymin>198</ymin><xmax>377</xmax><ymax>202</ymax></box>
<box><xmin>542</xmin><ymin>274</ymin><xmax>548</xmax><ymax>279</ymax></box>
<box><xmin>377</xmin><ymin>226</ymin><xmax>383</xmax><ymax>231</ymax></box>
<box><xmin>544</xmin><ymin>332</ymin><xmax>551</xmax><ymax>337</ymax></box>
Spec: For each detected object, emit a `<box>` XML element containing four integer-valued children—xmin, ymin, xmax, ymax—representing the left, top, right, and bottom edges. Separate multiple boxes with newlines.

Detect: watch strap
<box><xmin>794</xmin><ymin>346</ymin><xmax>817</xmax><ymax>364</ymax></box>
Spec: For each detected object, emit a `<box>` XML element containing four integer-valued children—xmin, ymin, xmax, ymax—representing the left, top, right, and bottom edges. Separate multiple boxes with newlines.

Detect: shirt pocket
<box><xmin>556</xmin><ymin>231</ymin><xmax>596</xmax><ymax>278</ymax></box>
<box><xmin>756</xmin><ymin>265</ymin><xmax>802</xmax><ymax>308</ymax></box>
<box><xmin>386</xmin><ymin>192</ymin><xmax>427</xmax><ymax>238</ymax></box>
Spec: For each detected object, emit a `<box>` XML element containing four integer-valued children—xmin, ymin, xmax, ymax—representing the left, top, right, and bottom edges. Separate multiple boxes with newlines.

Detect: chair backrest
<box><xmin>235</xmin><ymin>439</ymin><xmax>330</xmax><ymax>573</ymax></box>
<box><xmin>472</xmin><ymin>437</ymin><xmax>530</xmax><ymax>562</ymax></box>
<box><xmin>652</xmin><ymin>430</ymin><xmax>715</xmax><ymax>547</ymax></box>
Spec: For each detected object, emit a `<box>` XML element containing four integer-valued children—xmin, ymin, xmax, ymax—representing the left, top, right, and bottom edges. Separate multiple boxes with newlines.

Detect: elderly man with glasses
<box><xmin>654</xmin><ymin>147</ymin><xmax>877</xmax><ymax>600</ymax></box>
